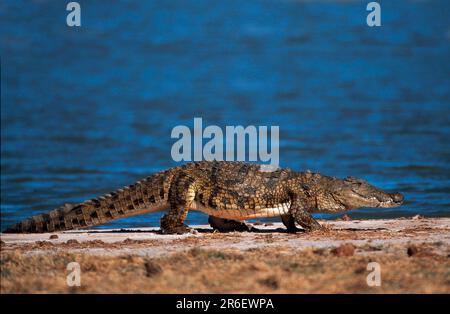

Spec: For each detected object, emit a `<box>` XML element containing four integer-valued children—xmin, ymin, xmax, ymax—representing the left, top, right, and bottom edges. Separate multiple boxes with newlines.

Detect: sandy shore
<box><xmin>1</xmin><ymin>217</ymin><xmax>449</xmax><ymax>293</ymax></box>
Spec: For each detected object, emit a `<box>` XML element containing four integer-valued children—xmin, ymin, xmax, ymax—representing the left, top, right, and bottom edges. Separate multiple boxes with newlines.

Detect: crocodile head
<box><xmin>314</xmin><ymin>175</ymin><xmax>404</xmax><ymax>213</ymax></box>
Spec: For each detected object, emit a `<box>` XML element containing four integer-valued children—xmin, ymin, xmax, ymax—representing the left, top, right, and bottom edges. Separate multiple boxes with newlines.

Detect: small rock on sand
<box><xmin>144</xmin><ymin>260</ymin><xmax>162</xmax><ymax>277</ymax></box>
<box><xmin>123</xmin><ymin>238</ymin><xmax>146</xmax><ymax>244</ymax></box>
<box><xmin>406</xmin><ymin>244</ymin><xmax>434</xmax><ymax>257</ymax></box>
<box><xmin>258</xmin><ymin>275</ymin><xmax>279</xmax><ymax>289</ymax></box>
<box><xmin>407</xmin><ymin>245</ymin><xmax>419</xmax><ymax>257</ymax></box>
<box><xmin>313</xmin><ymin>248</ymin><xmax>326</xmax><ymax>256</ymax></box>
<box><xmin>49</xmin><ymin>234</ymin><xmax>58</xmax><ymax>240</ymax></box>
<box><xmin>35</xmin><ymin>241</ymin><xmax>54</xmax><ymax>247</ymax></box>
<box><xmin>331</xmin><ymin>244</ymin><xmax>355</xmax><ymax>257</ymax></box>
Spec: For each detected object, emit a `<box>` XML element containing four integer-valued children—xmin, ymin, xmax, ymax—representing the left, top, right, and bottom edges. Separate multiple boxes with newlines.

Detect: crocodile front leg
<box><xmin>289</xmin><ymin>197</ymin><xmax>322</xmax><ymax>232</ymax></box>
<box><xmin>280</xmin><ymin>214</ymin><xmax>302</xmax><ymax>233</ymax></box>
<box><xmin>293</xmin><ymin>210</ymin><xmax>321</xmax><ymax>232</ymax></box>
<box><xmin>160</xmin><ymin>210</ymin><xmax>190</xmax><ymax>234</ymax></box>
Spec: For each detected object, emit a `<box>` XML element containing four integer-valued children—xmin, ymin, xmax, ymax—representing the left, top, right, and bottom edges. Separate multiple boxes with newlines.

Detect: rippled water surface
<box><xmin>1</xmin><ymin>0</ymin><xmax>449</xmax><ymax>230</ymax></box>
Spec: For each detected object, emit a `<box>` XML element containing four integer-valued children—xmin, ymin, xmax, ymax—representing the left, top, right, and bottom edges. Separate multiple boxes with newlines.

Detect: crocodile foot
<box><xmin>160</xmin><ymin>224</ymin><xmax>193</xmax><ymax>235</ymax></box>
<box><xmin>281</xmin><ymin>214</ymin><xmax>303</xmax><ymax>233</ymax></box>
<box><xmin>286</xmin><ymin>226</ymin><xmax>303</xmax><ymax>233</ymax></box>
<box><xmin>301</xmin><ymin>222</ymin><xmax>322</xmax><ymax>232</ymax></box>
<box><xmin>208</xmin><ymin>216</ymin><xmax>253</xmax><ymax>232</ymax></box>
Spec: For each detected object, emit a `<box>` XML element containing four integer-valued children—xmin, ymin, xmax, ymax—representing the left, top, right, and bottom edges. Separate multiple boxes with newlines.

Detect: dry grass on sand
<box><xmin>1</xmin><ymin>218</ymin><xmax>449</xmax><ymax>293</ymax></box>
<box><xmin>1</xmin><ymin>243</ymin><xmax>449</xmax><ymax>293</ymax></box>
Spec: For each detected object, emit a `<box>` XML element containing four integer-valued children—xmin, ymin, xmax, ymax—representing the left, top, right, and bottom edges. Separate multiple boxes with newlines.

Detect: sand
<box><xmin>1</xmin><ymin>217</ymin><xmax>449</xmax><ymax>293</ymax></box>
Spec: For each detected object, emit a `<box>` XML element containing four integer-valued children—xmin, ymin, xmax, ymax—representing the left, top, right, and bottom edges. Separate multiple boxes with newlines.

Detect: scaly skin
<box><xmin>3</xmin><ymin>161</ymin><xmax>404</xmax><ymax>234</ymax></box>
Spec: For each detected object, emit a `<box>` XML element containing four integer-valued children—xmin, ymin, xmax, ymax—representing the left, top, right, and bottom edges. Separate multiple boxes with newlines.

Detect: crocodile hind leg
<box><xmin>160</xmin><ymin>207</ymin><xmax>190</xmax><ymax>234</ymax></box>
<box><xmin>160</xmin><ymin>174</ymin><xmax>195</xmax><ymax>234</ymax></box>
<box><xmin>280</xmin><ymin>214</ymin><xmax>302</xmax><ymax>233</ymax></box>
<box><xmin>208</xmin><ymin>216</ymin><xmax>253</xmax><ymax>232</ymax></box>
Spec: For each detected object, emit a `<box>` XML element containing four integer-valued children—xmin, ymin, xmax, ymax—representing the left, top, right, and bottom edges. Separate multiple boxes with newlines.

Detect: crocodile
<box><xmin>3</xmin><ymin>161</ymin><xmax>404</xmax><ymax>234</ymax></box>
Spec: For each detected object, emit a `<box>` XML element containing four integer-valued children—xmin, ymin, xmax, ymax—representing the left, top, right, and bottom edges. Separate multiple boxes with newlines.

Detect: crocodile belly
<box><xmin>190</xmin><ymin>201</ymin><xmax>291</xmax><ymax>220</ymax></box>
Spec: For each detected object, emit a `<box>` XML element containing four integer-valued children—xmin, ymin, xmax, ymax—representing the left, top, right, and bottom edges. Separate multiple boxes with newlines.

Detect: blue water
<box><xmin>1</xmin><ymin>0</ymin><xmax>449</xmax><ymax>230</ymax></box>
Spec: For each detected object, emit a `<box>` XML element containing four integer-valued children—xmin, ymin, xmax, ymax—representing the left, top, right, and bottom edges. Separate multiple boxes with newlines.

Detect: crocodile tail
<box><xmin>3</xmin><ymin>171</ymin><xmax>171</xmax><ymax>233</ymax></box>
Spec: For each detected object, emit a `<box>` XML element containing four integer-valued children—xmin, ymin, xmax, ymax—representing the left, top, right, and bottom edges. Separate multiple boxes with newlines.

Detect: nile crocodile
<box><xmin>3</xmin><ymin>161</ymin><xmax>404</xmax><ymax>234</ymax></box>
